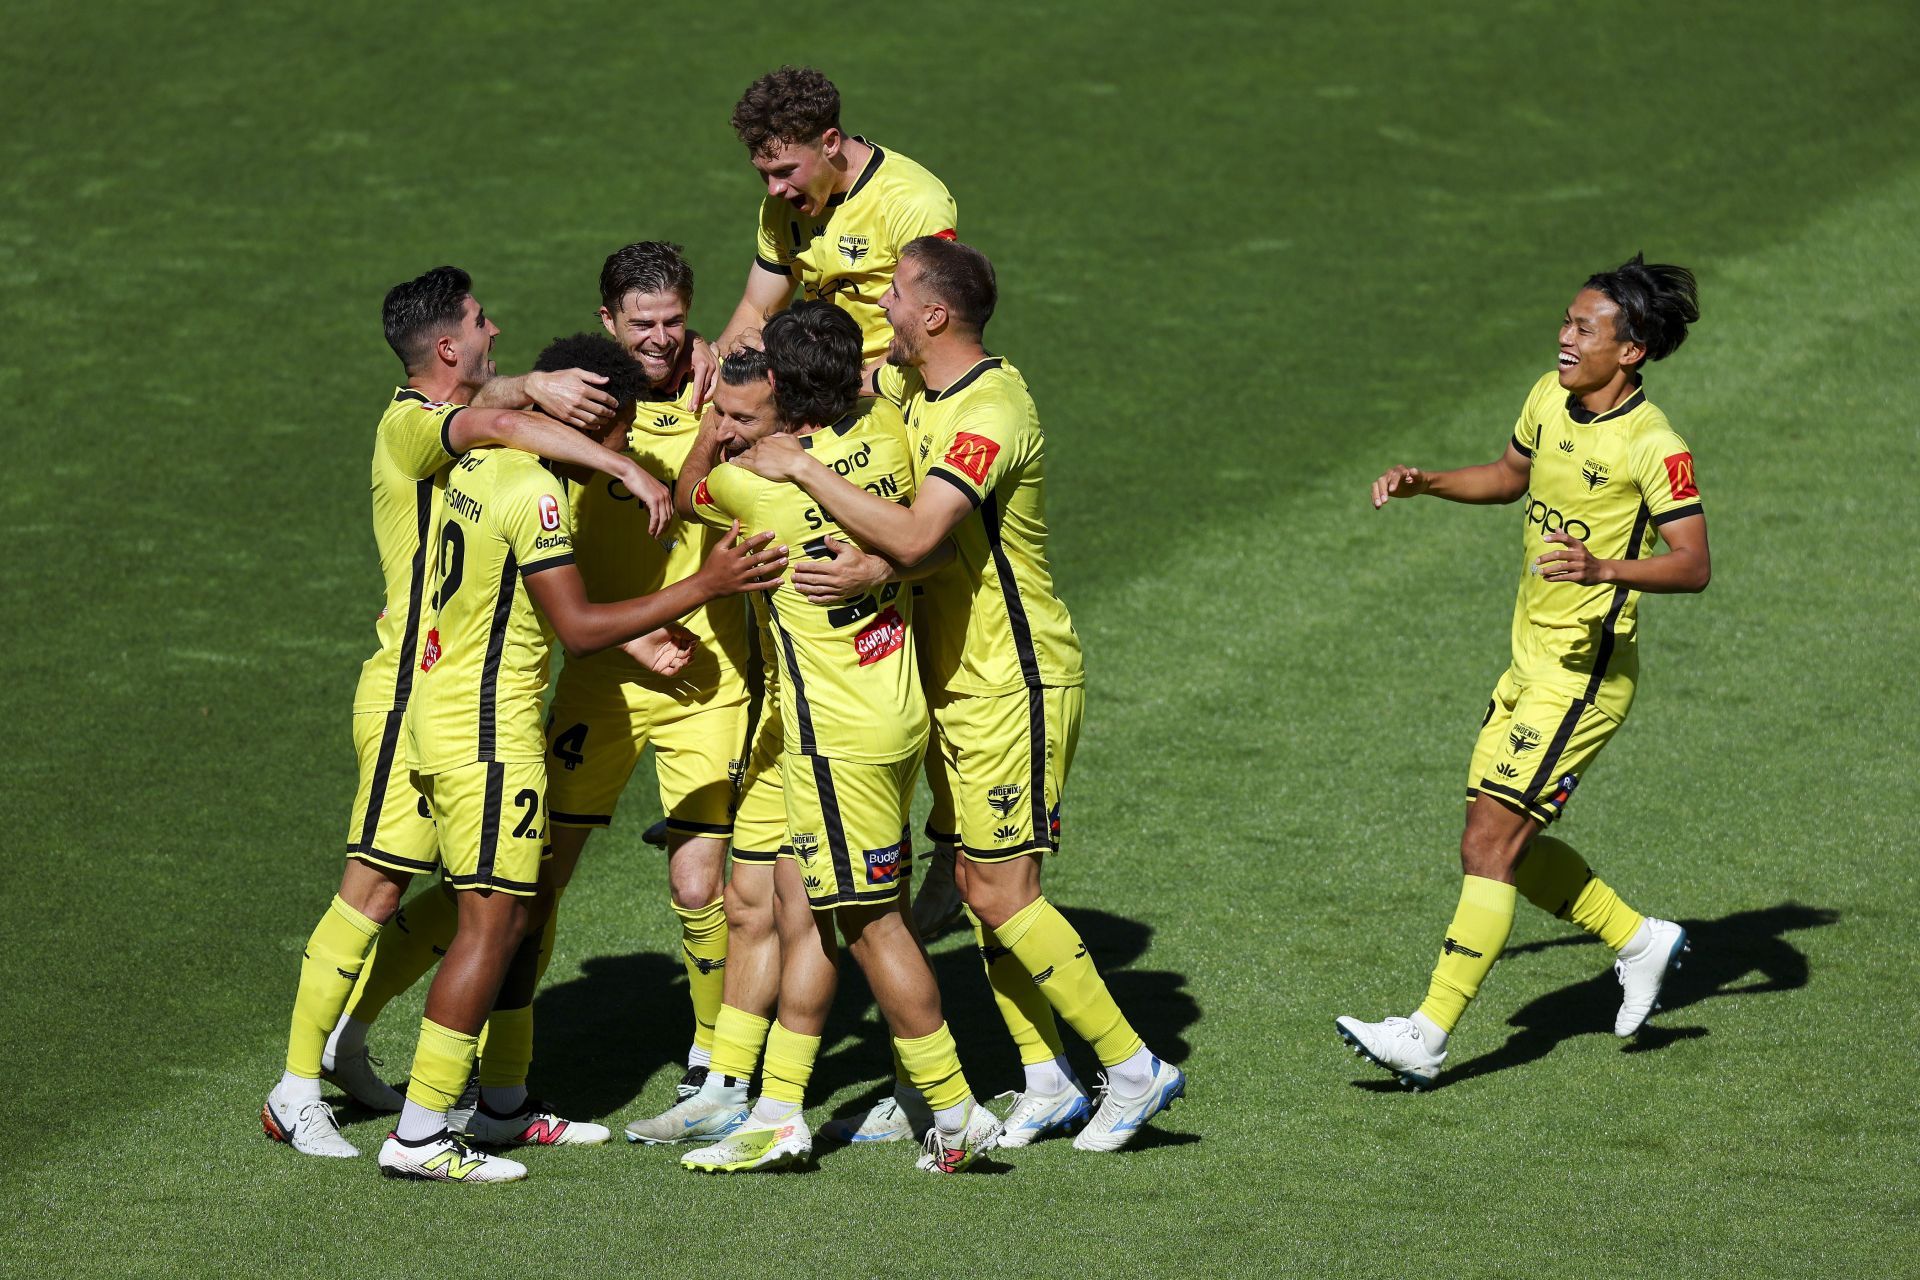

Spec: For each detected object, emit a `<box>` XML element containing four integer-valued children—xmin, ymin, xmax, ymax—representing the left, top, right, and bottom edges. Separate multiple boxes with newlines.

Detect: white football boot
<box><xmin>916</xmin><ymin>1099</ymin><xmax>1002</xmax><ymax>1173</ymax></box>
<box><xmin>261</xmin><ymin>1085</ymin><xmax>359</xmax><ymax>1158</ymax></box>
<box><xmin>1335</xmin><ymin>1014</ymin><xmax>1447</xmax><ymax>1090</ymax></box>
<box><xmin>993</xmin><ymin>1081</ymin><xmax>1094</xmax><ymax>1148</ymax></box>
<box><xmin>820</xmin><ymin>1086</ymin><xmax>932</xmax><ymax>1144</ymax></box>
<box><xmin>1614</xmin><ymin>918</ymin><xmax>1689</xmax><ymax>1036</ymax></box>
<box><xmin>624</xmin><ymin>1086</ymin><xmax>749</xmax><ymax>1145</ymax></box>
<box><xmin>377</xmin><ymin>1130</ymin><xmax>526</xmax><ymax>1182</ymax></box>
<box><xmin>1074</xmin><ymin>1057</ymin><xmax>1187</xmax><ymax>1151</ymax></box>
<box><xmin>681</xmin><ymin>1113</ymin><xmax>813</xmax><ymax>1173</ymax></box>
<box><xmin>465</xmin><ymin>1098</ymin><xmax>610</xmax><ymax>1147</ymax></box>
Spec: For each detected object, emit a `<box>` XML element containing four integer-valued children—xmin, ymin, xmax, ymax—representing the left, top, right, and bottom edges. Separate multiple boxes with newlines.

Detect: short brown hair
<box><xmin>902</xmin><ymin>236</ymin><xmax>997</xmax><ymax>334</ymax></box>
<box><xmin>731</xmin><ymin>66</ymin><xmax>841</xmax><ymax>156</ymax></box>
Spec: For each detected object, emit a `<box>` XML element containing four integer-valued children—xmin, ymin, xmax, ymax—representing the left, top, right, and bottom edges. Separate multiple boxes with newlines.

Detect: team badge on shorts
<box><xmin>791</xmin><ymin>832</ymin><xmax>819</xmax><ymax>865</ymax></box>
<box><xmin>987</xmin><ymin>784</ymin><xmax>1023</xmax><ymax>817</ymax></box>
<box><xmin>1507</xmin><ymin>724</ymin><xmax>1542</xmax><ymax>756</ymax></box>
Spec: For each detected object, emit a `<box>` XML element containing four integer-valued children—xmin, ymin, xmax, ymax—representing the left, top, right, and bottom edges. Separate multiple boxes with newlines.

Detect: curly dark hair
<box><xmin>1584</xmin><ymin>254</ymin><xmax>1700</xmax><ymax>366</ymax></box>
<box><xmin>600</xmin><ymin>241</ymin><xmax>694</xmax><ymax>311</ymax></box>
<box><xmin>731</xmin><ymin>66</ymin><xmax>841</xmax><ymax>156</ymax></box>
<box><xmin>901</xmin><ymin>236</ymin><xmax>997</xmax><ymax>334</ymax></box>
<box><xmin>382</xmin><ymin>265</ymin><xmax>471</xmax><ymax>370</ymax></box>
<box><xmin>532</xmin><ymin>332</ymin><xmax>650</xmax><ymax>411</ymax></box>
<box><xmin>763</xmin><ymin>302</ymin><xmax>862</xmax><ymax>426</ymax></box>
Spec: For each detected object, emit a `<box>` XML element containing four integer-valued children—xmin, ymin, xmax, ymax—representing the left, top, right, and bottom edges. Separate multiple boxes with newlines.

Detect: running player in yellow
<box><xmin>714</xmin><ymin>66</ymin><xmax>956</xmax><ymax>363</ymax></box>
<box><xmin>734</xmin><ymin>240</ymin><xmax>1185</xmax><ymax>1152</ymax></box>
<box><xmin>1335</xmin><ymin>255</ymin><xmax>1709</xmax><ymax>1089</ymax></box>
<box><xmin>676</xmin><ymin>303</ymin><xmax>996</xmax><ymax>1174</ymax></box>
<box><xmin>377</xmin><ymin>337</ymin><xmax>786</xmax><ymax>1183</ymax></box>
<box><xmin>262</xmin><ymin>266</ymin><xmax>675</xmax><ymax>1159</ymax></box>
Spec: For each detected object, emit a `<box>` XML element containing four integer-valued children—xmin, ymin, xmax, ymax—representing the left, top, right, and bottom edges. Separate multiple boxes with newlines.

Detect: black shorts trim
<box><xmin>1470</xmin><ymin>781</ymin><xmax>1554</xmax><ymax>824</ymax></box>
<box><xmin>806</xmin><ymin>882</ymin><xmax>904</xmax><ymax>912</ymax></box>
<box><xmin>444</xmin><ymin>871</ymin><xmax>539</xmax><ymax>894</ymax></box>
<box><xmin>923</xmin><ymin>822</ymin><xmax>959</xmax><ymax>846</ymax></box>
<box><xmin>354</xmin><ymin>708</ymin><xmax>408</xmax><ymax>853</ymax></box>
<box><xmin>347</xmin><ymin>845</ymin><xmax>438</xmax><ymax>874</ymax></box>
<box><xmin>476</xmin><ymin>762</ymin><xmax>505</xmax><ymax>882</ymax></box>
<box><xmin>1523</xmin><ymin>701</ymin><xmax>1585</xmax><ymax>802</ymax></box>
<box><xmin>666</xmin><ymin>818</ymin><xmax>735</xmax><ymax>837</ymax></box>
<box><xmin>812</xmin><ymin>756</ymin><xmax>855</xmax><ymax>898</ymax></box>
<box><xmin>549</xmin><ymin>809</ymin><xmax>612</xmax><ymax>827</ymax></box>
<box><xmin>731</xmin><ymin>845</ymin><xmax>780</xmax><ymax>865</ymax></box>
<box><xmin>959</xmin><ymin>837</ymin><xmax>1056</xmax><ymax>861</ymax></box>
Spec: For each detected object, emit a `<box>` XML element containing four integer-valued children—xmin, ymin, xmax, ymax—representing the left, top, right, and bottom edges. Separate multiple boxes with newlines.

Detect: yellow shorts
<box><xmin>1467</xmin><ymin>668</ymin><xmax>1623</xmax><ymax>826</ymax></box>
<box><xmin>345</xmin><ymin>709</ymin><xmax>439</xmax><ymax>876</ymax></box>
<box><xmin>418</xmin><ymin>759</ymin><xmax>548</xmax><ymax>896</ymax></box>
<box><xmin>730</xmin><ymin>682</ymin><xmax>786</xmax><ymax>863</ymax></box>
<box><xmin>927</xmin><ymin>685</ymin><xmax>1082</xmax><ymax>862</ymax></box>
<box><xmin>544</xmin><ymin>665</ymin><xmax>748</xmax><ymax>840</ymax></box>
<box><xmin>781</xmin><ymin>753</ymin><xmax>914</xmax><ymax>911</ymax></box>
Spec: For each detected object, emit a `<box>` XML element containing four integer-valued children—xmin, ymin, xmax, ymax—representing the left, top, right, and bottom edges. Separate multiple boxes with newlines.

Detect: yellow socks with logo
<box><xmin>710</xmin><ymin>1005</ymin><xmax>772</xmax><ymax>1083</ymax></box>
<box><xmin>285</xmin><ymin>895</ymin><xmax>380</xmax><ymax>1079</ymax></box>
<box><xmin>758</xmin><ymin>1022</ymin><xmax>821</xmax><ymax>1120</ymax></box>
<box><xmin>343</xmin><ymin>886</ymin><xmax>457</xmax><ymax>1026</ymax></box>
<box><xmin>673</xmin><ymin>897</ymin><xmax>729</xmax><ymax>1059</ymax></box>
<box><xmin>1416</xmin><ymin>875</ymin><xmax>1517</xmax><ymax>1033</ymax></box>
<box><xmin>893</xmin><ymin>1023</ymin><xmax>972</xmax><ymax>1113</ymax></box>
<box><xmin>999</xmin><ymin>896</ymin><xmax>1144</xmax><ymax>1069</ymax></box>
<box><xmin>966</xmin><ymin>905</ymin><xmax>1069</xmax><ymax>1067</ymax></box>
<box><xmin>1516</xmin><ymin>835</ymin><xmax>1645</xmax><ymax>951</ymax></box>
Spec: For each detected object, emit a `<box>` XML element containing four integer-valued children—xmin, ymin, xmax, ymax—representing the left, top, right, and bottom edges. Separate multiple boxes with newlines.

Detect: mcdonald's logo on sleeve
<box><xmin>943</xmin><ymin>432</ymin><xmax>1001</xmax><ymax>486</ymax></box>
<box><xmin>1663</xmin><ymin>452</ymin><xmax>1698</xmax><ymax>501</ymax></box>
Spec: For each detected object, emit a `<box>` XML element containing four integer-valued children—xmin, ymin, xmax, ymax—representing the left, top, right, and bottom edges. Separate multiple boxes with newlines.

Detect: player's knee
<box><xmin>339</xmin><ymin>859</ymin><xmax>409</xmax><ymax>922</ymax></box>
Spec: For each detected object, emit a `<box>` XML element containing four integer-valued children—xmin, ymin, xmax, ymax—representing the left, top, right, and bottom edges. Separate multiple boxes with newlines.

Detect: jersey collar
<box><xmin>1565</xmin><ymin>377</ymin><xmax>1645</xmax><ymax>425</ymax></box>
<box><xmin>826</xmin><ymin>137</ymin><xmax>884</xmax><ymax>209</ymax></box>
<box><xmin>923</xmin><ymin>356</ymin><xmax>1003</xmax><ymax>403</ymax></box>
<box><xmin>798</xmin><ymin>410</ymin><xmax>862</xmax><ymax>449</ymax></box>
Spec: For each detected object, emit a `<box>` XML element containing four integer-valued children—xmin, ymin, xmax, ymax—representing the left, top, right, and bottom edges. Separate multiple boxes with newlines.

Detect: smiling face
<box><xmin>448</xmin><ymin>293</ymin><xmax>499</xmax><ymax>387</ymax></box>
<box><xmin>879</xmin><ymin>256</ymin><xmax>933</xmax><ymax>367</ymax></box>
<box><xmin>1557</xmin><ymin>287</ymin><xmax>1642</xmax><ymax>394</ymax></box>
<box><xmin>750</xmin><ymin>131</ymin><xmax>844</xmax><ymax>219</ymax></box>
<box><xmin>711</xmin><ymin>373</ymin><xmax>784</xmax><ymax>453</ymax></box>
<box><xmin>600</xmin><ymin>288</ymin><xmax>688</xmax><ymax>389</ymax></box>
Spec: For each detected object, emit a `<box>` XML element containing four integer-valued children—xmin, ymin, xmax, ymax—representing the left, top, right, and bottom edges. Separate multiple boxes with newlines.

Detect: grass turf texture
<box><xmin>3</xmin><ymin>2</ymin><xmax>1917</xmax><ymax>1275</ymax></box>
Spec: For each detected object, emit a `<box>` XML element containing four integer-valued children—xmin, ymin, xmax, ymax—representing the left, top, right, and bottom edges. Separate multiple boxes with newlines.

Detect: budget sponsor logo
<box><xmin>863</xmin><ymin>844</ymin><xmax>903</xmax><ymax>884</ymax></box>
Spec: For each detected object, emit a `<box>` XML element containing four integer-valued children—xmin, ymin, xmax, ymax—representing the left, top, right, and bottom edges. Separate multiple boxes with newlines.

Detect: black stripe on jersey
<box><xmin>1652</xmin><ymin>502</ymin><xmax>1702</xmax><ymax>526</ymax></box>
<box><xmin>395</xmin><ymin>389</ymin><xmax>429</xmax><ymax>404</ymax></box>
<box><xmin>391</xmin><ymin>478</ymin><xmax>435</xmax><ymax>710</ymax></box>
<box><xmin>478</xmin><ymin>553</ymin><xmax>518</xmax><ymax>761</ymax></box>
<box><xmin>923</xmin><ymin>357</ymin><xmax>1003</xmax><ymax>403</ymax></box>
<box><xmin>353</xmin><ymin>708</ymin><xmax>408</xmax><ymax>853</ymax></box>
<box><xmin>520</xmin><ymin>553</ymin><xmax>575</xmax><ymax>577</ymax></box>
<box><xmin>1566</xmin><ymin>383</ymin><xmax>1645</xmax><ymax>425</ymax></box>
<box><xmin>981</xmin><ymin>491</ymin><xmax>1043</xmax><ymax>688</ymax></box>
<box><xmin>927</xmin><ymin>467</ymin><xmax>985</xmax><ymax>508</ymax></box>
<box><xmin>762</xmin><ymin>594</ymin><xmax>816</xmax><ymax>755</ymax></box>
<box><xmin>439</xmin><ymin>406</ymin><xmax>464</xmax><ymax>458</ymax></box>
<box><xmin>754</xmin><ymin>255</ymin><xmax>792</xmax><ymax>277</ymax></box>
<box><xmin>476</xmin><ymin>761</ymin><xmax>506</xmax><ymax>882</ymax></box>
<box><xmin>1522</xmin><ymin>701</ymin><xmax>1585</xmax><ymax>806</ymax></box>
<box><xmin>1023</xmin><ymin>685</ymin><xmax>1049</xmax><ymax>848</ymax></box>
<box><xmin>1510</xmin><ymin>433</ymin><xmax>1535</xmax><ymax>459</ymax></box>
<box><xmin>812</xmin><ymin>756</ymin><xmax>855</xmax><ymax>896</ymax></box>
<box><xmin>1582</xmin><ymin>501</ymin><xmax>1651</xmax><ymax>704</ymax></box>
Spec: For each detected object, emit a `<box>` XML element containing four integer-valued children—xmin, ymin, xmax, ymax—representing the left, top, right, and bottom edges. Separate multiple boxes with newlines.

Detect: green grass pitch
<box><xmin>3</xmin><ymin>2</ymin><xmax>1917</xmax><ymax>1276</ymax></box>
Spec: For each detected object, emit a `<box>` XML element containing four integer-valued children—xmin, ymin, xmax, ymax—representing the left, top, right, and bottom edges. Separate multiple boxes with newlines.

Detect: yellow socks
<box><xmin>967</xmin><ymin>906</ymin><xmax>1069</xmax><ymax>1068</ymax></box>
<box><xmin>710</xmin><ymin>1005</ymin><xmax>772</xmax><ymax>1083</ymax></box>
<box><xmin>893</xmin><ymin>1023</ymin><xmax>972</xmax><ymax>1113</ymax></box>
<box><xmin>1416</xmin><ymin>875</ymin><xmax>1517</xmax><ymax>1033</ymax></box>
<box><xmin>760</xmin><ymin>1022</ymin><xmax>820</xmax><ymax>1109</ymax></box>
<box><xmin>477</xmin><ymin>1005</ymin><xmax>532</xmax><ymax>1093</ymax></box>
<box><xmin>285</xmin><ymin>895</ymin><xmax>380</xmax><ymax>1079</ymax></box>
<box><xmin>405</xmin><ymin>1017</ymin><xmax>479</xmax><ymax>1112</ymax></box>
<box><xmin>343</xmin><ymin>886</ymin><xmax>456</xmax><ymax>1025</ymax></box>
<box><xmin>673</xmin><ymin>897</ymin><xmax>729</xmax><ymax>1058</ymax></box>
<box><xmin>1516</xmin><ymin>836</ymin><xmax>1644</xmax><ymax>951</ymax></box>
<box><xmin>999</xmin><ymin>896</ymin><xmax>1144</xmax><ymax>1069</ymax></box>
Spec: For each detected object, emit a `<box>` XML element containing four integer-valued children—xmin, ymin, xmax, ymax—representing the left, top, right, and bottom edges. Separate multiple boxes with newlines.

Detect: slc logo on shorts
<box><xmin>864</xmin><ymin>844</ymin><xmax>903</xmax><ymax>884</ymax></box>
<box><xmin>987</xmin><ymin>784</ymin><xmax>1023</xmax><ymax>817</ymax></box>
<box><xmin>791</xmin><ymin>832</ymin><xmax>819</xmax><ymax>865</ymax></box>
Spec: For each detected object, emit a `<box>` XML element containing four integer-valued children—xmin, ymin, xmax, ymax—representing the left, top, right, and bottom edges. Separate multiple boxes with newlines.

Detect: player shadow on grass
<box><xmin>1355</xmin><ymin>902</ymin><xmax>1838</xmax><ymax>1091</ymax></box>
<box><xmin>528</xmin><ymin>951</ymin><xmax>693</xmax><ymax>1119</ymax></box>
<box><xmin>809</xmin><ymin>905</ymin><xmax>1201</xmax><ymax>1140</ymax></box>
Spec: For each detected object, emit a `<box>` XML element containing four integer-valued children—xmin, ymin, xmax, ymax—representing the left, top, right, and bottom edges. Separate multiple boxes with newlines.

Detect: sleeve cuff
<box><xmin>927</xmin><ymin>467</ymin><xmax>984</xmax><ymax>508</ymax></box>
<box><xmin>520</xmin><ymin>553</ymin><xmax>575</xmax><ymax>577</ymax></box>
<box><xmin>440</xmin><ymin>406</ymin><xmax>464</xmax><ymax>457</ymax></box>
<box><xmin>1650</xmin><ymin>502</ymin><xmax>1703</xmax><ymax>526</ymax></box>
<box><xmin>754</xmin><ymin>256</ymin><xmax>791</xmax><ymax>277</ymax></box>
<box><xmin>1509</xmin><ymin>432</ymin><xmax>1534</xmax><ymax>459</ymax></box>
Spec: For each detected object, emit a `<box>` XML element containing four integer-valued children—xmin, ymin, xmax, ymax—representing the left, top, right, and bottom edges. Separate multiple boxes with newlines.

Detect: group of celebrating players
<box><xmin>262</xmin><ymin>67</ymin><xmax>1184</xmax><ymax>1182</ymax></box>
<box><xmin>264</xmin><ymin>63</ymin><xmax>1715</xmax><ymax>1185</ymax></box>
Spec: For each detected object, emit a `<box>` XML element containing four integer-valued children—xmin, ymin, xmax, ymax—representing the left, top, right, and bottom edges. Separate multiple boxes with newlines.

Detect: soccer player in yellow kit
<box><xmin>377</xmin><ymin>336</ymin><xmax>786</xmax><ymax>1183</ymax></box>
<box><xmin>1336</xmin><ymin>256</ymin><xmax>1709</xmax><ymax>1089</ymax></box>
<box><xmin>262</xmin><ymin>266</ymin><xmax>675</xmax><ymax>1158</ymax></box>
<box><xmin>735</xmin><ymin>240</ymin><xmax>1185</xmax><ymax>1152</ymax></box>
<box><xmin>714</xmin><ymin>66</ymin><xmax>956</xmax><ymax>363</ymax></box>
<box><xmin>676</xmin><ymin>303</ymin><xmax>997</xmax><ymax>1174</ymax></box>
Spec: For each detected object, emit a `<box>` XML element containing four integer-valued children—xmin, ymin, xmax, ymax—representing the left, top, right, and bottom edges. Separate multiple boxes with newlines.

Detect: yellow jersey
<box><xmin>754</xmin><ymin>138</ymin><xmax>957</xmax><ymax>362</ymax></box>
<box><xmin>406</xmin><ymin>447</ymin><xmax>576</xmax><ymax>775</ymax></box>
<box><xmin>566</xmin><ymin>371</ymin><xmax>751</xmax><ymax>701</ymax></box>
<box><xmin>691</xmin><ymin>406</ymin><xmax>927</xmax><ymax>765</ymax></box>
<box><xmin>1508</xmin><ymin>370</ymin><xmax>1704</xmax><ymax>717</ymax></box>
<box><xmin>879</xmin><ymin>357</ymin><xmax>1085</xmax><ymax>698</ymax></box>
<box><xmin>353</xmin><ymin>388</ymin><xmax>466</xmax><ymax>714</ymax></box>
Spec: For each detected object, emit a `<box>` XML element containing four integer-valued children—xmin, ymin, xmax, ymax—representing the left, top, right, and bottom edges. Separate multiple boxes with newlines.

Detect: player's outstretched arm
<box><xmin>1536</xmin><ymin>513</ymin><xmax>1710</xmax><ymax>593</ymax></box>
<box><xmin>713</xmin><ymin>264</ymin><xmax>796</xmax><ymax>357</ymax></box>
<box><xmin>789</xmin><ymin>535</ymin><xmax>956</xmax><ymax>605</ymax></box>
<box><xmin>673</xmin><ymin>414</ymin><xmax>742</xmax><ymax>520</ymax></box>
<box><xmin>473</xmin><ymin>368</ymin><xmax>619</xmax><ymax>429</ymax></box>
<box><xmin>525</xmin><ymin>522</ymin><xmax>786</xmax><ymax>659</ymax></box>
<box><xmin>1373</xmin><ymin>444</ymin><xmax>1531</xmax><ymax>508</ymax></box>
<box><xmin>455</xmin><ymin>409</ymin><xmax>672</xmax><ymax>539</ymax></box>
<box><xmin>734</xmin><ymin>434</ymin><xmax>969</xmax><ymax>565</ymax></box>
